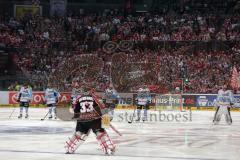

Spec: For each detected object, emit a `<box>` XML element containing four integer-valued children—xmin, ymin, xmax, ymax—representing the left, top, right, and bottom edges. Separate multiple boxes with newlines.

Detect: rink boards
<box><xmin>0</xmin><ymin>91</ymin><xmax>240</xmax><ymax>111</ymax></box>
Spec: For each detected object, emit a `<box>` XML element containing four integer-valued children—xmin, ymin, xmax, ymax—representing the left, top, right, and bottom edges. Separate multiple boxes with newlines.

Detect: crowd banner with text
<box><xmin>14</xmin><ymin>5</ymin><xmax>42</xmax><ymax>17</ymax></box>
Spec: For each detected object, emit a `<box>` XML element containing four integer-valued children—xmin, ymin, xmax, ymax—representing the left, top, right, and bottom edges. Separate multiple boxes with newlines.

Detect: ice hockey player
<box><xmin>17</xmin><ymin>83</ymin><xmax>32</xmax><ymax>119</ymax></box>
<box><xmin>135</xmin><ymin>86</ymin><xmax>151</xmax><ymax>122</ymax></box>
<box><xmin>213</xmin><ymin>85</ymin><xmax>235</xmax><ymax>125</ymax></box>
<box><xmin>103</xmin><ymin>84</ymin><xmax>119</xmax><ymax>121</ymax></box>
<box><xmin>44</xmin><ymin>84</ymin><xmax>60</xmax><ymax>119</ymax></box>
<box><xmin>65</xmin><ymin>85</ymin><xmax>115</xmax><ymax>155</ymax></box>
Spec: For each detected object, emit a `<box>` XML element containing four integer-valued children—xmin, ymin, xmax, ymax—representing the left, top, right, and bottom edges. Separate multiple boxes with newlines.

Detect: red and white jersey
<box><xmin>74</xmin><ymin>94</ymin><xmax>103</xmax><ymax>122</ymax></box>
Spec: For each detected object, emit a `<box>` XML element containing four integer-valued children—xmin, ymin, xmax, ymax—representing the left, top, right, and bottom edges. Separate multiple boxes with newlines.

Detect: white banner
<box><xmin>0</xmin><ymin>91</ymin><xmax>9</xmax><ymax>104</ymax></box>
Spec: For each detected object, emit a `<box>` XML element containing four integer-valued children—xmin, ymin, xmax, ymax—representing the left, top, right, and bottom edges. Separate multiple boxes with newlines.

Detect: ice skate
<box><xmin>18</xmin><ymin>114</ymin><xmax>22</xmax><ymax>119</ymax></box>
<box><xmin>105</xmin><ymin>146</ymin><xmax>116</xmax><ymax>155</ymax></box>
<box><xmin>135</xmin><ymin>117</ymin><xmax>141</xmax><ymax>122</ymax></box>
<box><xmin>213</xmin><ymin>119</ymin><xmax>220</xmax><ymax>125</ymax></box>
<box><xmin>142</xmin><ymin>116</ymin><xmax>147</xmax><ymax>122</ymax></box>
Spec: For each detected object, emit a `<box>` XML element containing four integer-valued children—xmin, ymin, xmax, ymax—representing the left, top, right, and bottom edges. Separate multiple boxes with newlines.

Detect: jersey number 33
<box><xmin>80</xmin><ymin>101</ymin><xmax>94</xmax><ymax>113</ymax></box>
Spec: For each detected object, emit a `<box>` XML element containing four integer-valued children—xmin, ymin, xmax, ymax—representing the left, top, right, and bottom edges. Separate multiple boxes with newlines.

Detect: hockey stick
<box><xmin>9</xmin><ymin>107</ymin><xmax>16</xmax><ymax>119</ymax></box>
<box><xmin>91</xmin><ymin>91</ymin><xmax>122</xmax><ymax>136</ymax></box>
<box><xmin>212</xmin><ymin>106</ymin><xmax>220</xmax><ymax>124</ymax></box>
<box><xmin>109</xmin><ymin>123</ymin><xmax>122</xmax><ymax>136</ymax></box>
<box><xmin>41</xmin><ymin>111</ymin><xmax>49</xmax><ymax>121</ymax></box>
<box><xmin>9</xmin><ymin>94</ymin><xmax>21</xmax><ymax>119</ymax></box>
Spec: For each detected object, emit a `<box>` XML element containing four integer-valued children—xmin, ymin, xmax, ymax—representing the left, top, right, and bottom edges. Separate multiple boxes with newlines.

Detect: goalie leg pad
<box><xmin>213</xmin><ymin>106</ymin><xmax>221</xmax><ymax>125</ymax></box>
<box><xmin>213</xmin><ymin>113</ymin><xmax>222</xmax><ymax>125</ymax></box>
<box><xmin>65</xmin><ymin>131</ymin><xmax>89</xmax><ymax>154</ymax></box>
<box><xmin>225</xmin><ymin>114</ymin><xmax>232</xmax><ymax>125</ymax></box>
<box><xmin>96</xmin><ymin>130</ymin><xmax>115</xmax><ymax>155</ymax></box>
<box><xmin>225</xmin><ymin>107</ymin><xmax>232</xmax><ymax>125</ymax></box>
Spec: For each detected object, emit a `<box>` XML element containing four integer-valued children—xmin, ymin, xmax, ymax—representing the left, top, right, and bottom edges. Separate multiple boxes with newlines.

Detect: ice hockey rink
<box><xmin>0</xmin><ymin>108</ymin><xmax>240</xmax><ymax>160</ymax></box>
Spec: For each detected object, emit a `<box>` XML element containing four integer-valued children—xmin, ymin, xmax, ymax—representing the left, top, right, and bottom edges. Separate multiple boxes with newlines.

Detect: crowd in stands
<box><xmin>0</xmin><ymin>5</ymin><xmax>239</xmax><ymax>93</ymax></box>
<box><xmin>110</xmin><ymin>45</ymin><xmax>240</xmax><ymax>93</ymax></box>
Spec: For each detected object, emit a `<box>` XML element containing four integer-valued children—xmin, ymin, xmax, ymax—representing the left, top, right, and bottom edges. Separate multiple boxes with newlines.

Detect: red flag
<box><xmin>231</xmin><ymin>66</ymin><xmax>240</xmax><ymax>89</ymax></box>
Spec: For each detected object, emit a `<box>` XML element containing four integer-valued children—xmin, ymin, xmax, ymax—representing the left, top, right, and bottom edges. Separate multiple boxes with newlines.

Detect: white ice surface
<box><xmin>0</xmin><ymin>108</ymin><xmax>240</xmax><ymax>160</ymax></box>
